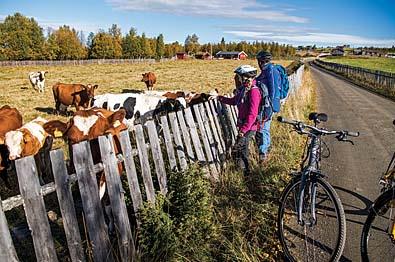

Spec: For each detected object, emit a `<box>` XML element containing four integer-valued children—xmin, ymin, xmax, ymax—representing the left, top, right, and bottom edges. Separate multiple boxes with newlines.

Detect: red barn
<box><xmin>176</xmin><ymin>52</ymin><xmax>188</xmax><ymax>60</ymax></box>
<box><xmin>215</xmin><ymin>51</ymin><xmax>248</xmax><ymax>60</ymax></box>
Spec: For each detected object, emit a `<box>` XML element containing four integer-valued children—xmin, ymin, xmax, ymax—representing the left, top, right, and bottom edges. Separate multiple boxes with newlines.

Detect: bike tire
<box><xmin>361</xmin><ymin>188</ymin><xmax>395</xmax><ymax>262</ymax></box>
<box><xmin>278</xmin><ymin>175</ymin><xmax>346</xmax><ymax>261</ymax></box>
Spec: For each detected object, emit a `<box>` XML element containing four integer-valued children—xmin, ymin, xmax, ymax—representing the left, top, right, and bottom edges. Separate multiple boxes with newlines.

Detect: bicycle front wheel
<box><xmin>361</xmin><ymin>188</ymin><xmax>395</xmax><ymax>261</ymax></box>
<box><xmin>278</xmin><ymin>175</ymin><xmax>346</xmax><ymax>261</ymax></box>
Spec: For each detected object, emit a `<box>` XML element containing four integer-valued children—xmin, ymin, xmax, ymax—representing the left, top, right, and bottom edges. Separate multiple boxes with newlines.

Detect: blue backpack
<box><xmin>274</xmin><ymin>64</ymin><xmax>290</xmax><ymax>101</ymax></box>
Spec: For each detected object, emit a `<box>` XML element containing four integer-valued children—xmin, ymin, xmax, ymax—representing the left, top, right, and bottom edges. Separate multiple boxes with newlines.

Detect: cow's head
<box><xmin>141</xmin><ymin>72</ymin><xmax>156</xmax><ymax>89</ymax></box>
<box><xmin>39</xmin><ymin>71</ymin><xmax>48</xmax><ymax>82</ymax></box>
<box><xmin>84</xmin><ymin>84</ymin><xmax>99</xmax><ymax>99</ymax></box>
<box><xmin>5</xmin><ymin>130</ymin><xmax>40</xmax><ymax>160</ymax></box>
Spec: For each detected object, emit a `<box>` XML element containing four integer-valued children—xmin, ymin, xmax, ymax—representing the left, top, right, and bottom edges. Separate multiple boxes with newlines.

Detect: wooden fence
<box><xmin>0</xmin><ymin>59</ymin><xmax>156</xmax><ymax>67</ymax></box>
<box><xmin>0</xmin><ymin>65</ymin><xmax>305</xmax><ymax>262</ymax></box>
<box><xmin>313</xmin><ymin>59</ymin><xmax>395</xmax><ymax>99</ymax></box>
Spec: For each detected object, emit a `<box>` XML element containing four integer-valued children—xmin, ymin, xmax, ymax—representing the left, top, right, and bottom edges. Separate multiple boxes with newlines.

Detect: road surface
<box><xmin>310</xmin><ymin>64</ymin><xmax>395</xmax><ymax>261</ymax></box>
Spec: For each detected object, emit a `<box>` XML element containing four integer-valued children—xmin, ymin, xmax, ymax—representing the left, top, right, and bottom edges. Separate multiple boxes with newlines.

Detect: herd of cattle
<box><xmin>1</xmin><ymin>70</ymin><xmax>219</xmax><ymax>196</ymax></box>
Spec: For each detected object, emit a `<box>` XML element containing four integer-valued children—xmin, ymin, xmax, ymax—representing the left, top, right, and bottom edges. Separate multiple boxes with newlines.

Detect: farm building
<box><xmin>331</xmin><ymin>48</ymin><xmax>345</xmax><ymax>56</ymax></box>
<box><xmin>176</xmin><ymin>52</ymin><xmax>188</xmax><ymax>60</ymax></box>
<box><xmin>195</xmin><ymin>52</ymin><xmax>212</xmax><ymax>60</ymax></box>
<box><xmin>215</xmin><ymin>51</ymin><xmax>248</xmax><ymax>60</ymax></box>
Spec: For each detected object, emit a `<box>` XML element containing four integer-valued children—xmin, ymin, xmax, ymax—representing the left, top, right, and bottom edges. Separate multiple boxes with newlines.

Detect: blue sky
<box><xmin>1</xmin><ymin>0</ymin><xmax>394</xmax><ymax>47</ymax></box>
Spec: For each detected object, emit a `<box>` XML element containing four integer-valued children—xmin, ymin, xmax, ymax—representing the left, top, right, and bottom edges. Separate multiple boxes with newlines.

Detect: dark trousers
<box><xmin>232</xmin><ymin>131</ymin><xmax>255</xmax><ymax>175</ymax></box>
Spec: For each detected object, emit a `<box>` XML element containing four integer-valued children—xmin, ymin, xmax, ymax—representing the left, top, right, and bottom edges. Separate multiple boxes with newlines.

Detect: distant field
<box><xmin>0</xmin><ymin>59</ymin><xmax>291</xmax><ymax>123</ymax></box>
<box><xmin>323</xmin><ymin>56</ymin><xmax>395</xmax><ymax>73</ymax></box>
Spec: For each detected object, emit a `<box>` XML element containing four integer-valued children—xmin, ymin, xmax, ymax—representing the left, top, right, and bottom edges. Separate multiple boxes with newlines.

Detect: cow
<box><xmin>160</xmin><ymin>89</ymin><xmax>219</xmax><ymax>107</ymax></box>
<box><xmin>52</xmin><ymin>83</ymin><xmax>98</xmax><ymax>114</ymax></box>
<box><xmin>44</xmin><ymin>108</ymin><xmax>128</xmax><ymax>233</ymax></box>
<box><xmin>91</xmin><ymin>92</ymin><xmax>186</xmax><ymax>128</ymax></box>
<box><xmin>28</xmin><ymin>71</ymin><xmax>47</xmax><ymax>93</ymax></box>
<box><xmin>141</xmin><ymin>72</ymin><xmax>156</xmax><ymax>90</ymax></box>
<box><xmin>0</xmin><ymin>105</ymin><xmax>23</xmax><ymax>187</ymax></box>
<box><xmin>4</xmin><ymin>116</ymin><xmax>53</xmax><ymax>185</ymax></box>
<box><xmin>44</xmin><ymin>108</ymin><xmax>127</xmax><ymax>197</ymax></box>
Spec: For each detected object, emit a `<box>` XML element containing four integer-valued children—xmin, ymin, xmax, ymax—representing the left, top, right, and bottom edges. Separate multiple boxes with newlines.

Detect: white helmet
<box><xmin>234</xmin><ymin>65</ymin><xmax>257</xmax><ymax>79</ymax></box>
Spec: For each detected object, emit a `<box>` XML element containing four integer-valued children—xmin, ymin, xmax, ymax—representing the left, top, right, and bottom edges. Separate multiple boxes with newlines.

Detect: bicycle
<box><xmin>360</xmin><ymin>120</ymin><xmax>395</xmax><ymax>262</ymax></box>
<box><xmin>277</xmin><ymin>112</ymin><xmax>359</xmax><ymax>261</ymax></box>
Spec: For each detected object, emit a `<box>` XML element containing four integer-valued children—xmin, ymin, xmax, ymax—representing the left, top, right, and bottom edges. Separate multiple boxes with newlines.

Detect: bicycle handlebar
<box><xmin>277</xmin><ymin>116</ymin><xmax>360</xmax><ymax>140</ymax></box>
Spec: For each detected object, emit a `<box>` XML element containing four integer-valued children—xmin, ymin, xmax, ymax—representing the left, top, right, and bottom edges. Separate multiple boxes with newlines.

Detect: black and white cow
<box><xmin>92</xmin><ymin>93</ymin><xmax>186</xmax><ymax>128</ymax></box>
<box><xmin>28</xmin><ymin>71</ymin><xmax>47</xmax><ymax>93</ymax></box>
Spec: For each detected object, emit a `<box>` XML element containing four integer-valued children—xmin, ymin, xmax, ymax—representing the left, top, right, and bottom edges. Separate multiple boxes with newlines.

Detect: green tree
<box><xmin>0</xmin><ymin>12</ymin><xmax>45</xmax><ymax>60</ymax></box>
<box><xmin>90</xmin><ymin>31</ymin><xmax>115</xmax><ymax>59</ymax></box>
<box><xmin>47</xmin><ymin>25</ymin><xmax>87</xmax><ymax>60</ymax></box>
<box><xmin>109</xmin><ymin>24</ymin><xmax>122</xmax><ymax>58</ymax></box>
<box><xmin>155</xmin><ymin>34</ymin><xmax>165</xmax><ymax>59</ymax></box>
<box><xmin>185</xmin><ymin>33</ymin><xmax>200</xmax><ymax>54</ymax></box>
<box><xmin>220</xmin><ymin>37</ymin><xmax>226</xmax><ymax>51</ymax></box>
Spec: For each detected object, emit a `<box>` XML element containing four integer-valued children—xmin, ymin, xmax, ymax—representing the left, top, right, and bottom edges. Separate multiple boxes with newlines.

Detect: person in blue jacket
<box><xmin>255</xmin><ymin>51</ymin><xmax>281</xmax><ymax>162</ymax></box>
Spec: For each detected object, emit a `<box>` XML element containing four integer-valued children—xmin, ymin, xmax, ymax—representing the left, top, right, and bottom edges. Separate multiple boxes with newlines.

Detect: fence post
<box><xmin>0</xmin><ymin>196</ymin><xmax>19</xmax><ymax>262</ymax></box>
<box><xmin>135</xmin><ymin>124</ymin><xmax>156</xmax><ymax>203</ymax></box>
<box><xmin>72</xmin><ymin>141</ymin><xmax>114</xmax><ymax>262</ymax></box>
<box><xmin>184</xmin><ymin>108</ymin><xmax>207</xmax><ymax>165</ymax></box>
<box><xmin>15</xmin><ymin>156</ymin><xmax>58</xmax><ymax>262</ymax></box>
<box><xmin>168</xmin><ymin>112</ymin><xmax>188</xmax><ymax>171</ymax></box>
<box><xmin>146</xmin><ymin>120</ymin><xmax>168</xmax><ymax>195</ymax></box>
<box><xmin>160</xmin><ymin>115</ymin><xmax>178</xmax><ymax>171</ymax></box>
<box><xmin>118</xmin><ymin>130</ymin><xmax>143</xmax><ymax>216</ymax></box>
<box><xmin>50</xmin><ymin>149</ymin><xmax>86</xmax><ymax>262</ymax></box>
<box><xmin>98</xmin><ymin>135</ymin><xmax>135</xmax><ymax>261</ymax></box>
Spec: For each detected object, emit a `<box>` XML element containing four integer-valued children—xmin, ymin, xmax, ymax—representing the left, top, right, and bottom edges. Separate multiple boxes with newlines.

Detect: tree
<box><xmin>0</xmin><ymin>13</ymin><xmax>45</xmax><ymax>60</ymax></box>
<box><xmin>109</xmin><ymin>24</ymin><xmax>122</xmax><ymax>58</ymax></box>
<box><xmin>47</xmin><ymin>25</ymin><xmax>87</xmax><ymax>60</ymax></box>
<box><xmin>155</xmin><ymin>34</ymin><xmax>165</xmax><ymax>59</ymax></box>
<box><xmin>185</xmin><ymin>33</ymin><xmax>200</xmax><ymax>54</ymax></box>
<box><xmin>122</xmin><ymin>27</ymin><xmax>142</xmax><ymax>58</ymax></box>
<box><xmin>220</xmin><ymin>37</ymin><xmax>226</xmax><ymax>51</ymax></box>
<box><xmin>90</xmin><ymin>31</ymin><xmax>115</xmax><ymax>59</ymax></box>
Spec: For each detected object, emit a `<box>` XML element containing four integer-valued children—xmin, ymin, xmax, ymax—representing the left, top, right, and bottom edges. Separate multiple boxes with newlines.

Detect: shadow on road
<box><xmin>333</xmin><ymin>185</ymin><xmax>373</xmax><ymax>216</ymax></box>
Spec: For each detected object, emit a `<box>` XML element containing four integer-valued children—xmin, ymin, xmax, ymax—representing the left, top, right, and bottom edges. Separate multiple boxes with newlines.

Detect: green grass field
<box><xmin>323</xmin><ymin>56</ymin><xmax>395</xmax><ymax>73</ymax></box>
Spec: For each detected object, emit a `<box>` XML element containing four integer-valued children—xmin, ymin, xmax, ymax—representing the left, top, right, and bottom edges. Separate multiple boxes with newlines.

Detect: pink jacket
<box><xmin>219</xmin><ymin>86</ymin><xmax>261</xmax><ymax>133</ymax></box>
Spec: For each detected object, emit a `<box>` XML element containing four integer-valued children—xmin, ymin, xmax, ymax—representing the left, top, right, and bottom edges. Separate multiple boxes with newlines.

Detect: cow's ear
<box><xmin>93</xmin><ymin>85</ymin><xmax>98</xmax><ymax>89</ymax></box>
<box><xmin>142</xmin><ymin>73</ymin><xmax>145</xmax><ymax>76</ymax></box>
<box><xmin>43</xmin><ymin>120</ymin><xmax>68</xmax><ymax>137</ymax></box>
<box><xmin>23</xmin><ymin>134</ymin><xmax>32</xmax><ymax>143</ymax></box>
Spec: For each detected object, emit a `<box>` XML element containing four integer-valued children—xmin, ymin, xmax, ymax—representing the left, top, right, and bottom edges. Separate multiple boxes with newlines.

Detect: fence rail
<box><xmin>0</xmin><ymin>58</ymin><xmax>156</xmax><ymax>67</ymax></box>
<box><xmin>0</xmin><ymin>65</ymin><xmax>305</xmax><ymax>261</ymax></box>
<box><xmin>313</xmin><ymin>59</ymin><xmax>395</xmax><ymax>99</ymax></box>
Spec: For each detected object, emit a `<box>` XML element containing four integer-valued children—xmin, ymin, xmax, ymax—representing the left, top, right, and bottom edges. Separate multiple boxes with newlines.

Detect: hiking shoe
<box><xmin>259</xmin><ymin>153</ymin><xmax>269</xmax><ymax>163</ymax></box>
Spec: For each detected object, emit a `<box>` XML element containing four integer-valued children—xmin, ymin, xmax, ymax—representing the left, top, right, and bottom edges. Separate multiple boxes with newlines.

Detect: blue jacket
<box><xmin>256</xmin><ymin>63</ymin><xmax>281</xmax><ymax>113</ymax></box>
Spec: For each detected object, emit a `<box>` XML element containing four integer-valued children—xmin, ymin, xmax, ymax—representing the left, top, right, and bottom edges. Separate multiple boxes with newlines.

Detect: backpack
<box><xmin>274</xmin><ymin>64</ymin><xmax>290</xmax><ymax>101</ymax></box>
<box><xmin>255</xmin><ymin>82</ymin><xmax>273</xmax><ymax>122</ymax></box>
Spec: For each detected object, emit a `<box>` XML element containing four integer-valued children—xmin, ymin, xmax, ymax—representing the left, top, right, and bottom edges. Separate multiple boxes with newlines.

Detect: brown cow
<box><xmin>44</xmin><ymin>108</ymin><xmax>127</xmax><ymax>198</ymax></box>
<box><xmin>52</xmin><ymin>83</ymin><xmax>98</xmax><ymax>113</ymax></box>
<box><xmin>4</xmin><ymin>116</ymin><xmax>53</xmax><ymax>185</ymax></box>
<box><xmin>141</xmin><ymin>72</ymin><xmax>156</xmax><ymax>90</ymax></box>
<box><xmin>0</xmin><ymin>105</ymin><xmax>23</xmax><ymax>187</ymax></box>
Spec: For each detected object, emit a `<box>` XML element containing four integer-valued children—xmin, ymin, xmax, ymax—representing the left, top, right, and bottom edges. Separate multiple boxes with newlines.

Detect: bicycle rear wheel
<box><xmin>278</xmin><ymin>175</ymin><xmax>346</xmax><ymax>261</ymax></box>
<box><xmin>361</xmin><ymin>188</ymin><xmax>395</xmax><ymax>261</ymax></box>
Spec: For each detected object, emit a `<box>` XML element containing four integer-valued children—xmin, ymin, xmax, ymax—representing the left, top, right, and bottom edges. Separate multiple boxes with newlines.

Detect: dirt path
<box><xmin>310</xmin><ymin>64</ymin><xmax>395</xmax><ymax>261</ymax></box>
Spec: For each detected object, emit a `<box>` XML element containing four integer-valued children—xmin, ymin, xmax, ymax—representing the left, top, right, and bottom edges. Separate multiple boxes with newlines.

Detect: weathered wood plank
<box><xmin>222</xmin><ymin>102</ymin><xmax>238</xmax><ymax>141</ymax></box>
<box><xmin>160</xmin><ymin>115</ymin><xmax>178</xmax><ymax>171</ymax></box>
<box><xmin>176</xmin><ymin>110</ymin><xmax>195</xmax><ymax>162</ymax></box>
<box><xmin>135</xmin><ymin>124</ymin><xmax>156</xmax><ymax>203</ymax></box>
<box><xmin>50</xmin><ymin>149</ymin><xmax>85</xmax><ymax>262</ymax></box>
<box><xmin>213</xmin><ymin>100</ymin><xmax>234</xmax><ymax>150</ymax></box>
<box><xmin>146</xmin><ymin>121</ymin><xmax>167</xmax><ymax>195</ymax></box>
<box><xmin>204</xmin><ymin>101</ymin><xmax>224</xmax><ymax>155</ymax></box>
<box><xmin>192</xmin><ymin>105</ymin><xmax>218</xmax><ymax>176</ymax></box>
<box><xmin>98</xmin><ymin>135</ymin><xmax>135</xmax><ymax>261</ymax></box>
<box><xmin>168</xmin><ymin>112</ymin><xmax>188</xmax><ymax>171</ymax></box>
<box><xmin>198</xmin><ymin>104</ymin><xmax>220</xmax><ymax>176</ymax></box>
<box><xmin>119</xmin><ymin>131</ymin><xmax>143</xmax><ymax>214</ymax></box>
<box><xmin>15</xmin><ymin>156</ymin><xmax>58</xmax><ymax>262</ymax></box>
<box><xmin>72</xmin><ymin>141</ymin><xmax>113</xmax><ymax>262</ymax></box>
<box><xmin>208</xmin><ymin>99</ymin><xmax>226</xmax><ymax>151</ymax></box>
<box><xmin>0</xmin><ymin>196</ymin><xmax>19</xmax><ymax>262</ymax></box>
<box><xmin>184</xmin><ymin>107</ymin><xmax>206</xmax><ymax>164</ymax></box>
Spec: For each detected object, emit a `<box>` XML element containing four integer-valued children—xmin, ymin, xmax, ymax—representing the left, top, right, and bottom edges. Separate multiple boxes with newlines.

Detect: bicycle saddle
<box><xmin>308</xmin><ymin>112</ymin><xmax>328</xmax><ymax>123</ymax></box>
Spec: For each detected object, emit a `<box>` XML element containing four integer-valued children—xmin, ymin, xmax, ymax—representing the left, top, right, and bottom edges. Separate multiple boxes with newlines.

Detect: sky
<box><xmin>1</xmin><ymin>0</ymin><xmax>394</xmax><ymax>47</ymax></box>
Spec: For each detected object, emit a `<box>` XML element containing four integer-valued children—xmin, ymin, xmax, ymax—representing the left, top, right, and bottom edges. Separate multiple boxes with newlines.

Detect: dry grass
<box><xmin>0</xmin><ymin>59</ymin><xmax>291</xmax><ymax>149</ymax></box>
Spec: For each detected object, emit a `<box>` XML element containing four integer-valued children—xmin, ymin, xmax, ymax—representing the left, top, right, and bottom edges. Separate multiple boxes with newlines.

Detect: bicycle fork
<box><xmin>297</xmin><ymin>174</ymin><xmax>318</xmax><ymax>227</ymax></box>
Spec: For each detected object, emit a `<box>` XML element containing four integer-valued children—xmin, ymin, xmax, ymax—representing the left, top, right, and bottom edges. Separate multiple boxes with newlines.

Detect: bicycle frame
<box><xmin>297</xmin><ymin>133</ymin><xmax>325</xmax><ymax>226</ymax></box>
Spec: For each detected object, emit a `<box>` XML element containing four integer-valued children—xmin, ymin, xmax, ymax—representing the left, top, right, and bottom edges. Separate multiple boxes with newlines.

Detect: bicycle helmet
<box><xmin>234</xmin><ymin>65</ymin><xmax>257</xmax><ymax>79</ymax></box>
<box><xmin>256</xmin><ymin>50</ymin><xmax>272</xmax><ymax>62</ymax></box>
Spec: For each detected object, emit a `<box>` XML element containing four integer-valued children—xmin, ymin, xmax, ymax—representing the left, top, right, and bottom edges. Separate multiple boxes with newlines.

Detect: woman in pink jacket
<box><xmin>218</xmin><ymin>65</ymin><xmax>262</xmax><ymax>176</ymax></box>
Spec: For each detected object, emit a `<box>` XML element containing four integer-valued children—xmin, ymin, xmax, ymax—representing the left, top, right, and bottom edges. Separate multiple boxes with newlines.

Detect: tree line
<box><xmin>0</xmin><ymin>13</ymin><xmax>296</xmax><ymax>61</ymax></box>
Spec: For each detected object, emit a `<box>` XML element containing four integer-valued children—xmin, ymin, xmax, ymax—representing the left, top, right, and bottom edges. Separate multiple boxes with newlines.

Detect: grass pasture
<box><xmin>323</xmin><ymin>56</ymin><xmax>395</xmax><ymax>73</ymax></box>
<box><xmin>0</xmin><ymin>59</ymin><xmax>315</xmax><ymax>261</ymax></box>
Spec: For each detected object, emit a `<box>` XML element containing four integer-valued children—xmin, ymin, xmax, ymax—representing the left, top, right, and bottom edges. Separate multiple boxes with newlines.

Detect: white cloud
<box><xmin>225</xmin><ymin>30</ymin><xmax>395</xmax><ymax>47</ymax></box>
<box><xmin>106</xmin><ymin>0</ymin><xmax>308</xmax><ymax>23</ymax></box>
